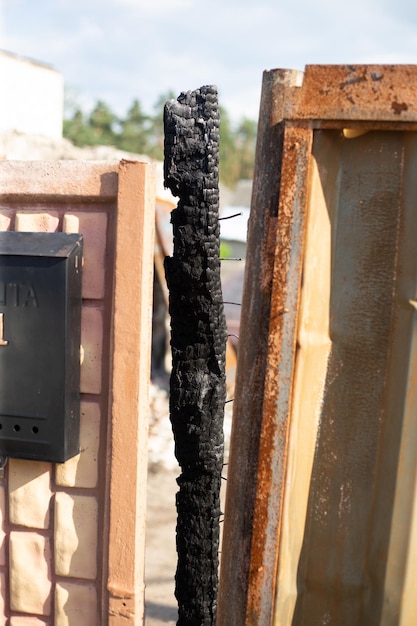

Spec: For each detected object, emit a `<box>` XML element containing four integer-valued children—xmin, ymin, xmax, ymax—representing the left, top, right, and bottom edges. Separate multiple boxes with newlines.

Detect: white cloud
<box><xmin>76</xmin><ymin>16</ymin><xmax>104</xmax><ymax>40</ymax></box>
<box><xmin>112</xmin><ymin>0</ymin><xmax>194</xmax><ymax>13</ymax></box>
<box><xmin>3</xmin><ymin>0</ymin><xmax>417</xmax><ymax>126</ymax></box>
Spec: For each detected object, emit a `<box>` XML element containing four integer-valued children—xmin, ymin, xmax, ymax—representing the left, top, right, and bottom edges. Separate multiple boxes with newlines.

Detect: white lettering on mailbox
<box><xmin>0</xmin><ymin>313</ymin><xmax>8</xmax><ymax>346</ymax></box>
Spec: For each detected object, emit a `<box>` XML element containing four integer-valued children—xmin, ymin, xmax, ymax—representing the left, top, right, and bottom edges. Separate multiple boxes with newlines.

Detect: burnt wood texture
<box><xmin>164</xmin><ymin>86</ymin><xmax>227</xmax><ymax>626</ymax></box>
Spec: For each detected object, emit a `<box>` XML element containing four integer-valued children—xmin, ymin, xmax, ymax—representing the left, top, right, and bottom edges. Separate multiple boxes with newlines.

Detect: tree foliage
<box><xmin>63</xmin><ymin>92</ymin><xmax>257</xmax><ymax>188</ymax></box>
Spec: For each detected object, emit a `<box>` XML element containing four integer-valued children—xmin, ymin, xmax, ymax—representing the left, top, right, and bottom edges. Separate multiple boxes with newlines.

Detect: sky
<box><xmin>1</xmin><ymin>0</ymin><xmax>417</xmax><ymax>125</ymax></box>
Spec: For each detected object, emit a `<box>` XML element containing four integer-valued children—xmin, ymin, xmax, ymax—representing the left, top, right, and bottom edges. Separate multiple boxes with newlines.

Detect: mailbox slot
<box><xmin>0</xmin><ymin>232</ymin><xmax>83</xmax><ymax>463</ymax></box>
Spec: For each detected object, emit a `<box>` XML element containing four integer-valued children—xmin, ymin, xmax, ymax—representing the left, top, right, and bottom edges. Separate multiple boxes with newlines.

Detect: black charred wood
<box><xmin>164</xmin><ymin>86</ymin><xmax>227</xmax><ymax>626</ymax></box>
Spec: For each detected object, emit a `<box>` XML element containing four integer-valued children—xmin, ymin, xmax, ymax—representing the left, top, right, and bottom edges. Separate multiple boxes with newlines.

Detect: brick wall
<box><xmin>0</xmin><ymin>160</ymin><xmax>155</xmax><ymax>625</ymax></box>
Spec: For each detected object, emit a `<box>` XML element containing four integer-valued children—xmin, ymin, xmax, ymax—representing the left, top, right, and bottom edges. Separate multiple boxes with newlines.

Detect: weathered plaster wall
<box><xmin>0</xmin><ymin>51</ymin><xmax>63</xmax><ymax>141</ymax></box>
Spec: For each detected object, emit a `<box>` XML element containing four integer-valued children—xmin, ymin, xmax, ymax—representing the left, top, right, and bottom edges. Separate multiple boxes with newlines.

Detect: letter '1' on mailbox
<box><xmin>0</xmin><ymin>232</ymin><xmax>83</xmax><ymax>463</ymax></box>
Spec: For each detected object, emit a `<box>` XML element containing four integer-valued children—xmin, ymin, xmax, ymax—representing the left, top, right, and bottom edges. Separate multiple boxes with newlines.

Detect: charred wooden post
<box><xmin>163</xmin><ymin>86</ymin><xmax>227</xmax><ymax>625</ymax></box>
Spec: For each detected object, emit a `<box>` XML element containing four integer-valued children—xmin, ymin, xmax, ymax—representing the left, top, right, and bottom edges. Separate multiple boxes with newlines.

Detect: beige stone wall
<box><xmin>0</xmin><ymin>160</ymin><xmax>155</xmax><ymax>625</ymax></box>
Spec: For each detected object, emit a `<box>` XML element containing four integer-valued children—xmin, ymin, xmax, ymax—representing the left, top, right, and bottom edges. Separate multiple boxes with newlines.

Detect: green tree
<box><xmin>146</xmin><ymin>90</ymin><xmax>177</xmax><ymax>160</ymax></box>
<box><xmin>63</xmin><ymin>109</ymin><xmax>95</xmax><ymax>147</ymax></box>
<box><xmin>219</xmin><ymin>105</ymin><xmax>240</xmax><ymax>187</ymax></box>
<box><xmin>235</xmin><ymin>117</ymin><xmax>257</xmax><ymax>181</ymax></box>
<box><xmin>62</xmin><ymin>92</ymin><xmax>258</xmax><ymax>189</ymax></box>
<box><xmin>88</xmin><ymin>101</ymin><xmax>118</xmax><ymax>146</ymax></box>
<box><xmin>117</xmin><ymin>99</ymin><xmax>150</xmax><ymax>154</ymax></box>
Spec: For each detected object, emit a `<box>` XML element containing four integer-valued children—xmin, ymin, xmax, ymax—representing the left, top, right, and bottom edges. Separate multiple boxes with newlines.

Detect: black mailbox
<box><xmin>0</xmin><ymin>232</ymin><xmax>83</xmax><ymax>463</ymax></box>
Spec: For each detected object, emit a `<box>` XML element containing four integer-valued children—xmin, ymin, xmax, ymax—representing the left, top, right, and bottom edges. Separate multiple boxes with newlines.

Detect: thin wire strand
<box><xmin>219</xmin><ymin>212</ymin><xmax>243</xmax><ymax>221</ymax></box>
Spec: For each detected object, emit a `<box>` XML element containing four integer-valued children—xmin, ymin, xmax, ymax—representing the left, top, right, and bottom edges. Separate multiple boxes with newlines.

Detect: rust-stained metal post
<box><xmin>217</xmin><ymin>68</ymin><xmax>305</xmax><ymax>626</ymax></box>
<box><xmin>164</xmin><ymin>86</ymin><xmax>227</xmax><ymax>626</ymax></box>
<box><xmin>218</xmin><ymin>64</ymin><xmax>417</xmax><ymax>626</ymax></box>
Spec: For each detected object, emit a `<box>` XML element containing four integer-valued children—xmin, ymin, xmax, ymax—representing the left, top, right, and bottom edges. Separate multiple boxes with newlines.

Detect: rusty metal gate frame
<box><xmin>218</xmin><ymin>65</ymin><xmax>417</xmax><ymax>625</ymax></box>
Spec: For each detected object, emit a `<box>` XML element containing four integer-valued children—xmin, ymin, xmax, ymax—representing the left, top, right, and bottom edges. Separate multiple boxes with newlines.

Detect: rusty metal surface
<box><xmin>217</xmin><ymin>68</ymin><xmax>305</xmax><ymax>626</ymax></box>
<box><xmin>286</xmin><ymin>64</ymin><xmax>417</xmax><ymax>123</ymax></box>
<box><xmin>246</xmin><ymin>124</ymin><xmax>312</xmax><ymax>625</ymax></box>
<box><xmin>219</xmin><ymin>64</ymin><xmax>417</xmax><ymax>626</ymax></box>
